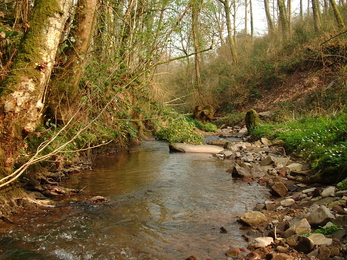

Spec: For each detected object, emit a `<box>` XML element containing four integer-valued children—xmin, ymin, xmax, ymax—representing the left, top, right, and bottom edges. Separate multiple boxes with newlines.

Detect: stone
<box><xmin>294</xmin><ymin>236</ymin><xmax>314</xmax><ymax>253</ymax></box>
<box><xmin>271</xmin><ymin>182</ymin><xmax>288</xmax><ymax>197</ymax></box>
<box><xmin>308</xmin><ymin>233</ymin><xmax>333</xmax><ymax>245</ymax></box>
<box><xmin>317</xmin><ymin>245</ymin><xmax>331</xmax><ymax>260</ymax></box>
<box><xmin>260</xmin><ymin>156</ymin><xmax>274</xmax><ymax>166</ymax></box>
<box><xmin>250</xmin><ymin>237</ymin><xmax>274</xmax><ymax>248</ymax></box>
<box><xmin>261</xmin><ymin>137</ymin><xmax>271</xmax><ymax>146</ymax></box>
<box><xmin>231</xmin><ymin>164</ymin><xmax>252</xmax><ymax>178</ymax></box>
<box><xmin>225</xmin><ymin>248</ymin><xmax>240</xmax><ymax>257</ymax></box>
<box><xmin>286</xmin><ymin>163</ymin><xmax>303</xmax><ymax>172</ymax></box>
<box><xmin>280</xmin><ymin>198</ymin><xmax>295</xmax><ymax>207</ymax></box>
<box><xmin>276</xmin><ymin>245</ymin><xmax>290</xmax><ymax>253</ymax></box>
<box><xmin>307</xmin><ymin>205</ymin><xmax>335</xmax><ymax>226</ymax></box>
<box><xmin>186</xmin><ymin>256</ymin><xmax>201</xmax><ymax>260</ymax></box>
<box><xmin>272</xmin><ymin>157</ymin><xmax>290</xmax><ymax>167</ymax></box>
<box><xmin>321</xmin><ymin>186</ymin><xmax>336</xmax><ymax>197</ymax></box>
<box><xmin>240</xmin><ymin>211</ymin><xmax>267</xmax><ymax>226</ymax></box>
<box><xmin>284</xmin><ymin>218</ymin><xmax>311</xmax><ymax>238</ymax></box>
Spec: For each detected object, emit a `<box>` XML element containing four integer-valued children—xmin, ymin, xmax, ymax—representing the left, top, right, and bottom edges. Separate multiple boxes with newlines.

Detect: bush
<box><xmin>156</xmin><ymin>116</ymin><xmax>204</xmax><ymax>144</ymax></box>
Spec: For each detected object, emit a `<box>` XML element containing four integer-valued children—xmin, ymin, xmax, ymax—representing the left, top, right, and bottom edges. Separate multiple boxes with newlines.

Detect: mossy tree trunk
<box><xmin>0</xmin><ymin>0</ymin><xmax>73</xmax><ymax>178</ymax></box>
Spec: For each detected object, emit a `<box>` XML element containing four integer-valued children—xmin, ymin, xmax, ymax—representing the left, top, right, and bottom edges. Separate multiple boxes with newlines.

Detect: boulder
<box><xmin>240</xmin><ymin>211</ymin><xmax>267</xmax><ymax>226</ymax></box>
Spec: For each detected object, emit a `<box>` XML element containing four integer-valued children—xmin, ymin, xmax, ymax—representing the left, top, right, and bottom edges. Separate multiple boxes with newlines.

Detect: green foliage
<box><xmin>337</xmin><ymin>178</ymin><xmax>347</xmax><ymax>190</ymax></box>
<box><xmin>156</xmin><ymin>116</ymin><xmax>204</xmax><ymax>144</ymax></box>
<box><xmin>302</xmin><ymin>224</ymin><xmax>341</xmax><ymax>237</ymax></box>
<box><xmin>186</xmin><ymin>116</ymin><xmax>217</xmax><ymax>132</ymax></box>
<box><xmin>252</xmin><ymin>111</ymin><xmax>347</xmax><ymax>182</ymax></box>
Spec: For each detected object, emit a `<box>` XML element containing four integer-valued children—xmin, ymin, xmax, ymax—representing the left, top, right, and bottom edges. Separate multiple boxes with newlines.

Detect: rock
<box><xmin>240</xmin><ymin>211</ymin><xmax>267</xmax><ymax>226</ymax></box>
<box><xmin>280</xmin><ymin>198</ymin><xmax>295</xmax><ymax>207</ymax></box>
<box><xmin>287</xmin><ymin>163</ymin><xmax>304</xmax><ymax>172</ymax></box>
<box><xmin>294</xmin><ymin>236</ymin><xmax>314</xmax><ymax>253</ymax></box>
<box><xmin>308</xmin><ymin>233</ymin><xmax>333</xmax><ymax>245</ymax></box>
<box><xmin>250</xmin><ymin>237</ymin><xmax>273</xmax><ymax>248</ymax></box>
<box><xmin>276</xmin><ymin>245</ymin><xmax>290</xmax><ymax>253</ymax></box>
<box><xmin>260</xmin><ymin>137</ymin><xmax>271</xmax><ymax>146</ymax></box>
<box><xmin>271</xmin><ymin>182</ymin><xmax>288</xmax><ymax>197</ymax></box>
<box><xmin>272</xmin><ymin>157</ymin><xmax>290</xmax><ymax>167</ymax></box>
<box><xmin>231</xmin><ymin>164</ymin><xmax>252</xmax><ymax>178</ymax></box>
<box><xmin>207</xmin><ymin>139</ymin><xmax>229</xmax><ymax>146</ymax></box>
<box><xmin>87</xmin><ymin>195</ymin><xmax>109</xmax><ymax>204</ymax></box>
<box><xmin>169</xmin><ymin>143</ymin><xmax>224</xmax><ymax>154</ymax></box>
<box><xmin>321</xmin><ymin>186</ymin><xmax>336</xmax><ymax>197</ymax></box>
<box><xmin>225</xmin><ymin>248</ymin><xmax>240</xmax><ymax>257</ymax></box>
<box><xmin>284</xmin><ymin>218</ymin><xmax>311</xmax><ymax>237</ymax></box>
<box><xmin>317</xmin><ymin>245</ymin><xmax>331</xmax><ymax>260</ymax></box>
<box><xmin>307</xmin><ymin>205</ymin><xmax>335</xmax><ymax>226</ymax></box>
<box><xmin>260</xmin><ymin>156</ymin><xmax>274</xmax><ymax>166</ymax></box>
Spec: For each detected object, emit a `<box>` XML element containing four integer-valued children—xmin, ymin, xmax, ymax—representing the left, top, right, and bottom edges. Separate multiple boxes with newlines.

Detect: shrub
<box><xmin>156</xmin><ymin>116</ymin><xmax>204</xmax><ymax>144</ymax></box>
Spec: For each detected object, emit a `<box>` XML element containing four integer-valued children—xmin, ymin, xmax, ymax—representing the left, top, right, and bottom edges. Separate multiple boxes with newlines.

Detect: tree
<box><xmin>264</xmin><ymin>0</ymin><xmax>275</xmax><ymax>36</ymax></box>
<box><xmin>0</xmin><ymin>0</ymin><xmax>73</xmax><ymax>178</ymax></box>
<box><xmin>278</xmin><ymin>0</ymin><xmax>289</xmax><ymax>41</ymax></box>
<box><xmin>49</xmin><ymin>0</ymin><xmax>99</xmax><ymax>122</ymax></box>
<box><xmin>218</xmin><ymin>0</ymin><xmax>238</xmax><ymax>63</ymax></box>
<box><xmin>329</xmin><ymin>0</ymin><xmax>345</xmax><ymax>28</ymax></box>
<box><xmin>312</xmin><ymin>0</ymin><xmax>322</xmax><ymax>32</ymax></box>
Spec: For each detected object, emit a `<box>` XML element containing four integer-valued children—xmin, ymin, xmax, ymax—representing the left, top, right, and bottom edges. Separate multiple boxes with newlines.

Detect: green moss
<box><xmin>245</xmin><ymin>109</ymin><xmax>259</xmax><ymax>134</ymax></box>
<box><xmin>2</xmin><ymin>0</ymin><xmax>63</xmax><ymax>94</ymax></box>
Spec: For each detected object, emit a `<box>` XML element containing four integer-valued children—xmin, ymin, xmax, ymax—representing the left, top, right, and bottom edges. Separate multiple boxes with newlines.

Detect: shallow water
<box><xmin>0</xmin><ymin>140</ymin><xmax>269</xmax><ymax>260</ymax></box>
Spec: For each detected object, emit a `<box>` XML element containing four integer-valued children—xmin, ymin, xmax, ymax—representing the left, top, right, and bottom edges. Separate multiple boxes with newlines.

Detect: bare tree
<box><xmin>264</xmin><ymin>0</ymin><xmax>275</xmax><ymax>36</ymax></box>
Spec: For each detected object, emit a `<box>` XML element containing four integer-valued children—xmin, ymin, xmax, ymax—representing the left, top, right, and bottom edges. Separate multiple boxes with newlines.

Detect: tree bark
<box><xmin>329</xmin><ymin>0</ymin><xmax>345</xmax><ymax>28</ymax></box>
<box><xmin>0</xmin><ymin>0</ymin><xmax>73</xmax><ymax>176</ymax></box>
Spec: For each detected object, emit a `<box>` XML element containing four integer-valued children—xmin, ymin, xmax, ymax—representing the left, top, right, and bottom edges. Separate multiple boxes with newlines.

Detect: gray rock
<box><xmin>308</xmin><ymin>233</ymin><xmax>333</xmax><ymax>246</ymax></box>
<box><xmin>287</xmin><ymin>163</ymin><xmax>304</xmax><ymax>172</ymax></box>
<box><xmin>280</xmin><ymin>198</ymin><xmax>295</xmax><ymax>207</ymax></box>
<box><xmin>284</xmin><ymin>218</ymin><xmax>311</xmax><ymax>237</ymax></box>
<box><xmin>307</xmin><ymin>205</ymin><xmax>335</xmax><ymax>226</ymax></box>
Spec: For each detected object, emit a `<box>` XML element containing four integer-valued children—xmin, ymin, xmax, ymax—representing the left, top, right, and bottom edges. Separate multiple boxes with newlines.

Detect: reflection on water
<box><xmin>0</xmin><ymin>140</ymin><xmax>269</xmax><ymax>260</ymax></box>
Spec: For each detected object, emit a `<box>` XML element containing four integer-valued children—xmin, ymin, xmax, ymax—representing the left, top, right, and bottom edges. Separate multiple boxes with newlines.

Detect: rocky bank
<box><xmin>185</xmin><ymin>126</ymin><xmax>347</xmax><ymax>260</ymax></box>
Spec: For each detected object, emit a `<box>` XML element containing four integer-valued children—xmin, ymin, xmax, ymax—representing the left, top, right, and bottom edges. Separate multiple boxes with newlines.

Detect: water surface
<box><xmin>0</xmin><ymin>140</ymin><xmax>269</xmax><ymax>260</ymax></box>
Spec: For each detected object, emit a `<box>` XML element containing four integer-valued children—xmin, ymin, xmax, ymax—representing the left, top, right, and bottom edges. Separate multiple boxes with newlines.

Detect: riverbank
<box><xmin>192</xmin><ymin>127</ymin><xmax>347</xmax><ymax>260</ymax></box>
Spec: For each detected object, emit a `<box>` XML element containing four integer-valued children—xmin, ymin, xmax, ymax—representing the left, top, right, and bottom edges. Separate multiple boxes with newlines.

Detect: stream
<box><xmin>0</xmin><ymin>140</ymin><xmax>270</xmax><ymax>260</ymax></box>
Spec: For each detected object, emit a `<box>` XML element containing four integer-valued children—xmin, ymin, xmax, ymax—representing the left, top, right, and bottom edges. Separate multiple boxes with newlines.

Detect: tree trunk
<box><xmin>264</xmin><ymin>0</ymin><xmax>274</xmax><ymax>36</ymax></box>
<box><xmin>250</xmin><ymin>0</ymin><xmax>254</xmax><ymax>38</ymax></box>
<box><xmin>191</xmin><ymin>0</ymin><xmax>205</xmax><ymax>105</ymax></box>
<box><xmin>329</xmin><ymin>0</ymin><xmax>345</xmax><ymax>28</ymax></box>
<box><xmin>278</xmin><ymin>0</ymin><xmax>289</xmax><ymax>41</ymax></box>
<box><xmin>219</xmin><ymin>0</ymin><xmax>238</xmax><ymax>63</ymax></box>
<box><xmin>49</xmin><ymin>0</ymin><xmax>99</xmax><ymax>122</ymax></box>
<box><xmin>245</xmin><ymin>0</ymin><xmax>248</xmax><ymax>34</ymax></box>
<box><xmin>0</xmin><ymin>0</ymin><xmax>73</xmax><ymax>177</ymax></box>
<box><xmin>312</xmin><ymin>0</ymin><xmax>321</xmax><ymax>32</ymax></box>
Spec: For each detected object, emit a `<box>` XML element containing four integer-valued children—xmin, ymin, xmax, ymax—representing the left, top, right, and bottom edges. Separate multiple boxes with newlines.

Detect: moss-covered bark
<box><xmin>0</xmin><ymin>0</ymin><xmax>73</xmax><ymax>182</ymax></box>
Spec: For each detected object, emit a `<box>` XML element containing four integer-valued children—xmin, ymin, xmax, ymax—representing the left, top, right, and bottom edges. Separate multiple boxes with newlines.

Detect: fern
<box><xmin>337</xmin><ymin>178</ymin><xmax>347</xmax><ymax>190</ymax></box>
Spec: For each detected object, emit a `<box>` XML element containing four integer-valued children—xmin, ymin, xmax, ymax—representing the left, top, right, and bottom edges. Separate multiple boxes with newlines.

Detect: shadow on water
<box><xmin>0</xmin><ymin>140</ymin><xmax>269</xmax><ymax>260</ymax></box>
